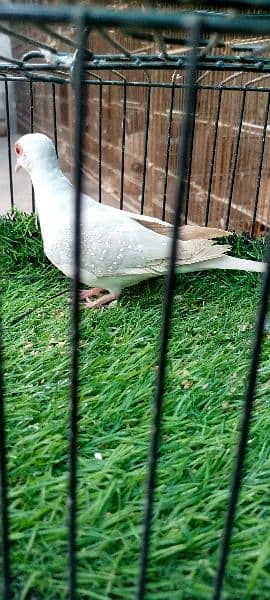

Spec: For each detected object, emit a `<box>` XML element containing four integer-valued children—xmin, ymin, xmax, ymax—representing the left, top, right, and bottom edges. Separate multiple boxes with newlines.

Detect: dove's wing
<box><xmin>79</xmin><ymin>196</ymin><xmax>230</xmax><ymax>273</ymax></box>
<box><xmin>92</xmin><ymin>203</ymin><xmax>228</xmax><ymax>240</ymax></box>
<box><xmin>123</xmin><ymin>215</ymin><xmax>228</xmax><ymax>240</ymax></box>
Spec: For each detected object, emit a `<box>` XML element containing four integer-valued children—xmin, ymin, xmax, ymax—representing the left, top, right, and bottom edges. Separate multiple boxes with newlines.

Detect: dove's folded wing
<box><xmin>94</xmin><ymin>202</ymin><xmax>228</xmax><ymax>240</ymax></box>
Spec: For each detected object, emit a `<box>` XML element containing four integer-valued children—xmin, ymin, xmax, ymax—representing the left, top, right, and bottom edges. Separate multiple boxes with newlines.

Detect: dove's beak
<box><xmin>15</xmin><ymin>160</ymin><xmax>21</xmax><ymax>173</ymax></box>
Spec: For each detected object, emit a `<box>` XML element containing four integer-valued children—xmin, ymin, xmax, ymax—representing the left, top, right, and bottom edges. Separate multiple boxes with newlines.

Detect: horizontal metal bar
<box><xmin>189</xmin><ymin>0</ymin><xmax>270</xmax><ymax>8</ymax></box>
<box><xmin>2</xmin><ymin>62</ymin><xmax>270</xmax><ymax>75</ymax></box>
<box><xmin>0</xmin><ymin>73</ymin><xmax>68</xmax><ymax>84</ymax></box>
<box><xmin>54</xmin><ymin>61</ymin><xmax>270</xmax><ymax>72</ymax></box>
<box><xmin>83</xmin><ymin>55</ymin><xmax>270</xmax><ymax>71</ymax></box>
<box><xmin>0</xmin><ymin>63</ymin><xmax>64</xmax><ymax>72</ymax></box>
<box><xmin>2</xmin><ymin>73</ymin><xmax>270</xmax><ymax>94</ymax></box>
<box><xmin>82</xmin><ymin>81</ymin><xmax>270</xmax><ymax>92</ymax></box>
<box><xmin>232</xmin><ymin>41</ymin><xmax>270</xmax><ymax>52</ymax></box>
<box><xmin>0</xmin><ymin>5</ymin><xmax>270</xmax><ymax>36</ymax></box>
<box><xmin>2</xmin><ymin>53</ymin><xmax>270</xmax><ymax>74</ymax></box>
<box><xmin>83</xmin><ymin>53</ymin><xmax>270</xmax><ymax>65</ymax></box>
<box><xmin>84</xmin><ymin>55</ymin><xmax>270</xmax><ymax>70</ymax></box>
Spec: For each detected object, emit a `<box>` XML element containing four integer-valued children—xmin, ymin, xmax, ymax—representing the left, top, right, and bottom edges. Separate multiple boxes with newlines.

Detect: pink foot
<box><xmin>83</xmin><ymin>292</ymin><xmax>119</xmax><ymax>309</ymax></box>
<box><xmin>79</xmin><ymin>288</ymin><xmax>105</xmax><ymax>300</ymax></box>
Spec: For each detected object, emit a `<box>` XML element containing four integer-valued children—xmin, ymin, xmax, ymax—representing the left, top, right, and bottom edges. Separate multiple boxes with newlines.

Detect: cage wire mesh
<box><xmin>1</xmin><ymin>2</ymin><xmax>270</xmax><ymax>599</ymax></box>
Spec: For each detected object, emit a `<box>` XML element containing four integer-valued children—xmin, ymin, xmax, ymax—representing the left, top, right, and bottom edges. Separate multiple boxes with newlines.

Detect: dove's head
<box><xmin>15</xmin><ymin>133</ymin><xmax>58</xmax><ymax>175</ymax></box>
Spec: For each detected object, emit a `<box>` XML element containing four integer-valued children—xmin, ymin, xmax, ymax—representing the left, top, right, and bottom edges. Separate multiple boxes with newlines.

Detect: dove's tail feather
<box><xmin>178</xmin><ymin>255</ymin><xmax>265</xmax><ymax>273</ymax></box>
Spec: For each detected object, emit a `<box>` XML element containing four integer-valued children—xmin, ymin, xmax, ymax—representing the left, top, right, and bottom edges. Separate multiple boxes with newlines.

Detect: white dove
<box><xmin>14</xmin><ymin>133</ymin><xmax>265</xmax><ymax>308</ymax></box>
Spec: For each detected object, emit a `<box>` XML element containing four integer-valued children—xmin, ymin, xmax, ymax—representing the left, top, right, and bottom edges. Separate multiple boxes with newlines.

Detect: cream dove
<box><xmin>14</xmin><ymin>133</ymin><xmax>265</xmax><ymax>308</ymax></box>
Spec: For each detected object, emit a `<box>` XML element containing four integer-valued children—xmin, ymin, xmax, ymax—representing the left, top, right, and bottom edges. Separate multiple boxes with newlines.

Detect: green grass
<box><xmin>1</xmin><ymin>212</ymin><xmax>270</xmax><ymax>599</ymax></box>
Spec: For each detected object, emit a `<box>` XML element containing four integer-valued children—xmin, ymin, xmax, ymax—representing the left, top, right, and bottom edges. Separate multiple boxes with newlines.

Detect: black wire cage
<box><xmin>1</xmin><ymin>2</ymin><xmax>270</xmax><ymax>599</ymax></box>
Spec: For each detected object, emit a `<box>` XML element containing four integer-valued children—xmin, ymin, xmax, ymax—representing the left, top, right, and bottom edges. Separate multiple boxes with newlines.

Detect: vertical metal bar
<box><xmin>212</xmin><ymin>240</ymin><xmax>270</xmax><ymax>600</ymax></box>
<box><xmin>184</xmin><ymin>83</ymin><xmax>198</xmax><ymax>225</ymax></box>
<box><xmin>162</xmin><ymin>78</ymin><xmax>176</xmax><ymax>221</ymax></box>
<box><xmin>251</xmin><ymin>91</ymin><xmax>270</xmax><ymax>236</ymax></box>
<box><xmin>225</xmin><ymin>88</ymin><xmax>246</xmax><ymax>230</ymax></box>
<box><xmin>1</xmin><ymin>81</ymin><xmax>13</xmax><ymax>599</ymax></box>
<box><xmin>4</xmin><ymin>80</ymin><xmax>14</xmax><ymax>213</ymax></box>
<box><xmin>205</xmin><ymin>87</ymin><xmax>222</xmax><ymax>226</ymax></box>
<box><xmin>98</xmin><ymin>81</ymin><xmax>102</xmax><ymax>203</ymax></box>
<box><xmin>136</xmin><ymin>18</ymin><xmax>201</xmax><ymax>600</ymax></box>
<box><xmin>120</xmin><ymin>79</ymin><xmax>127</xmax><ymax>210</ymax></box>
<box><xmin>68</xmin><ymin>18</ymin><xmax>88</xmax><ymax>600</ymax></box>
<box><xmin>29</xmin><ymin>81</ymin><xmax>35</xmax><ymax>212</ymax></box>
<box><xmin>140</xmin><ymin>81</ymin><xmax>151</xmax><ymax>215</ymax></box>
<box><xmin>52</xmin><ymin>83</ymin><xmax>58</xmax><ymax>158</ymax></box>
<box><xmin>0</xmin><ymin>308</ymin><xmax>11</xmax><ymax>599</ymax></box>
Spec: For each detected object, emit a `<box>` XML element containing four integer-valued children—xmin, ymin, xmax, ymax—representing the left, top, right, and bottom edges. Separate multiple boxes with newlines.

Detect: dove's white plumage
<box><xmin>15</xmin><ymin>133</ymin><xmax>264</xmax><ymax>305</ymax></box>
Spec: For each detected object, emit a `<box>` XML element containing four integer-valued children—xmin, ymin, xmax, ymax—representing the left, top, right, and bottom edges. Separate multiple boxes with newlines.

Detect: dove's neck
<box><xmin>30</xmin><ymin>163</ymin><xmax>73</xmax><ymax>214</ymax></box>
<box><xmin>31</xmin><ymin>163</ymin><xmax>71</xmax><ymax>193</ymax></box>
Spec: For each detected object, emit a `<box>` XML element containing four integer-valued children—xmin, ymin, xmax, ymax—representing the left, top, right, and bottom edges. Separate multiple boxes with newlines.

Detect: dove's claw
<box><xmin>82</xmin><ymin>292</ymin><xmax>119</xmax><ymax>309</ymax></box>
<box><xmin>79</xmin><ymin>288</ymin><xmax>105</xmax><ymax>300</ymax></box>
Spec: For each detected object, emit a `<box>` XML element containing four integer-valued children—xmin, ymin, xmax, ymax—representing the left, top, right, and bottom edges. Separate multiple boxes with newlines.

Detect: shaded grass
<box><xmin>1</xmin><ymin>212</ymin><xmax>270</xmax><ymax>599</ymax></box>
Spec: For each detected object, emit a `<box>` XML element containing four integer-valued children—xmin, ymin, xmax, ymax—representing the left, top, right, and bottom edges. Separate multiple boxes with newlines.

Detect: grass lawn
<box><xmin>1</xmin><ymin>212</ymin><xmax>270</xmax><ymax>599</ymax></box>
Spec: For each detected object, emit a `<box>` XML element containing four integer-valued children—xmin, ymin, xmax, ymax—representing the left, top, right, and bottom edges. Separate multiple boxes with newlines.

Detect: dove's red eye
<box><xmin>15</xmin><ymin>143</ymin><xmax>23</xmax><ymax>157</ymax></box>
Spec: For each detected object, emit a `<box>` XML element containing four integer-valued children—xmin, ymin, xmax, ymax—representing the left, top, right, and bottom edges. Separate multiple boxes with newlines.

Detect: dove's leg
<box><xmin>83</xmin><ymin>292</ymin><xmax>119</xmax><ymax>309</ymax></box>
<box><xmin>79</xmin><ymin>288</ymin><xmax>105</xmax><ymax>300</ymax></box>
